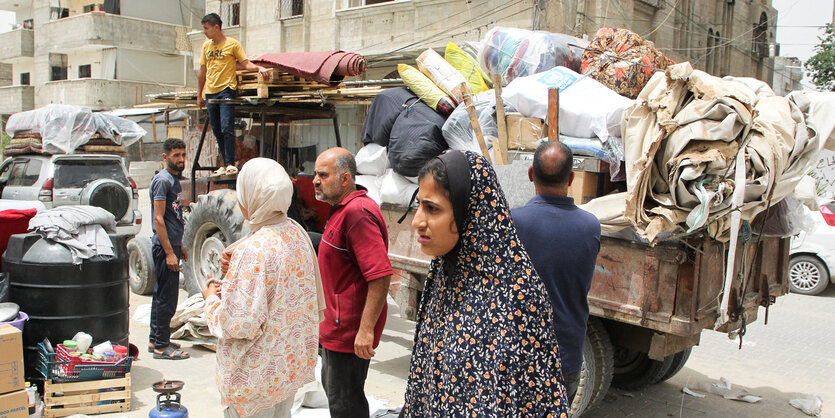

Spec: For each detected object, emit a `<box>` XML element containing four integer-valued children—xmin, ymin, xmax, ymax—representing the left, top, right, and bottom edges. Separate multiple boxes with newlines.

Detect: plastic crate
<box><xmin>38</xmin><ymin>343</ymin><xmax>132</xmax><ymax>382</ymax></box>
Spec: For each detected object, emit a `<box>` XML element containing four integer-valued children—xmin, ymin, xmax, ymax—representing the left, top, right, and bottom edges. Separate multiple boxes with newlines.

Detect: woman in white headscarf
<box><xmin>203</xmin><ymin>158</ymin><xmax>325</xmax><ymax>418</ymax></box>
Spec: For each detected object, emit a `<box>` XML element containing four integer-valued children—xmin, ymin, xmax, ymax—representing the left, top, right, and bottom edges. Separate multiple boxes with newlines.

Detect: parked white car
<box><xmin>789</xmin><ymin>202</ymin><xmax>835</xmax><ymax>295</ymax></box>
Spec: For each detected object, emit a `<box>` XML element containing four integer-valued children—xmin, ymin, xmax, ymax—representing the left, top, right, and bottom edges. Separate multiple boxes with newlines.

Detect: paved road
<box><xmin>119</xmin><ymin>190</ymin><xmax>833</xmax><ymax>417</ymax></box>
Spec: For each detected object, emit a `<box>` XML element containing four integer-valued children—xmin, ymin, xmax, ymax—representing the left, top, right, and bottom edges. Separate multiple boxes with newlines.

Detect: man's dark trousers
<box><xmin>205</xmin><ymin>87</ymin><xmax>237</xmax><ymax>167</ymax></box>
<box><xmin>149</xmin><ymin>244</ymin><xmax>182</xmax><ymax>349</ymax></box>
<box><xmin>321</xmin><ymin>347</ymin><xmax>370</xmax><ymax>418</ymax></box>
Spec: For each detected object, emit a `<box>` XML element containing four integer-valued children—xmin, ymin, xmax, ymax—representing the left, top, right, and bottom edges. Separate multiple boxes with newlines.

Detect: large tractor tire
<box><xmin>127</xmin><ymin>236</ymin><xmax>155</xmax><ymax>295</ymax></box>
<box><xmin>611</xmin><ymin>345</ymin><xmax>675</xmax><ymax>391</ymax></box>
<box><xmin>182</xmin><ymin>189</ymin><xmax>250</xmax><ymax>295</ymax></box>
<box><xmin>570</xmin><ymin>317</ymin><xmax>614</xmax><ymax>417</ymax></box>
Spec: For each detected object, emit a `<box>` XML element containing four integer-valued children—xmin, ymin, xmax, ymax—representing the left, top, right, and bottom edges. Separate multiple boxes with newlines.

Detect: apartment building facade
<box><xmin>190</xmin><ymin>0</ymin><xmax>779</xmax><ymax>83</ymax></box>
<box><xmin>0</xmin><ymin>0</ymin><xmax>204</xmax><ymax>116</ymax></box>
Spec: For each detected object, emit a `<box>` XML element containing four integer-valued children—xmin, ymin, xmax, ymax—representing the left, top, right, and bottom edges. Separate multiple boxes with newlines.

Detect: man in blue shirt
<box><xmin>149</xmin><ymin>138</ymin><xmax>190</xmax><ymax>360</ymax></box>
<box><xmin>511</xmin><ymin>141</ymin><xmax>601</xmax><ymax>404</ymax></box>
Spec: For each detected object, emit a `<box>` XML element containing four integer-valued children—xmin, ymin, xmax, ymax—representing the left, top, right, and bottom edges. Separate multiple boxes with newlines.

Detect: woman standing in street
<box><xmin>402</xmin><ymin>150</ymin><xmax>569</xmax><ymax>417</ymax></box>
<box><xmin>203</xmin><ymin>158</ymin><xmax>325</xmax><ymax>418</ymax></box>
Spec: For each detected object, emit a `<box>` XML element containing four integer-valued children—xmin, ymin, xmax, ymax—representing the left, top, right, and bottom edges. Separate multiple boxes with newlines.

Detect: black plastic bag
<box><xmin>388</xmin><ymin>100</ymin><xmax>448</xmax><ymax>177</ymax></box>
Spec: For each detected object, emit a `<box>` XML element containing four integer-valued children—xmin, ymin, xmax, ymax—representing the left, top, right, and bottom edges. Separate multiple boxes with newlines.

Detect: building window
<box><xmin>22</xmin><ymin>19</ymin><xmax>33</xmax><ymax>29</ymax></box>
<box><xmin>19</xmin><ymin>73</ymin><xmax>29</xmax><ymax>85</ymax></box>
<box><xmin>752</xmin><ymin>12</ymin><xmax>769</xmax><ymax>58</ymax></box>
<box><xmin>83</xmin><ymin>4</ymin><xmax>97</xmax><ymax>13</ymax></box>
<box><xmin>50</xmin><ymin>53</ymin><xmax>68</xmax><ymax>81</ymax></box>
<box><xmin>79</xmin><ymin>64</ymin><xmax>92</xmax><ymax>79</ymax></box>
<box><xmin>348</xmin><ymin>0</ymin><xmax>395</xmax><ymax>7</ymax></box>
<box><xmin>50</xmin><ymin>7</ymin><xmax>69</xmax><ymax>20</ymax></box>
<box><xmin>279</xmin><ymin>0</ymin><xmax>304</xmax><ymax>18</ymax></box>
<box><xmin>220</xmin><ymin>0</ymin><xmax>240</xmax><ymax>27</ymax></box>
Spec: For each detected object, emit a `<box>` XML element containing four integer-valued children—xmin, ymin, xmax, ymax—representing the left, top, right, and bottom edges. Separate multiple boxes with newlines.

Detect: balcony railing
<box><xmin>0</xmin><ymin>85</ymin><xmax>34</xmax><ymax>115</ymax></box>
<box><xmin>0</xmin><ymin>29</ymin><xmax>34</xmax><ymax>61</ymax></box>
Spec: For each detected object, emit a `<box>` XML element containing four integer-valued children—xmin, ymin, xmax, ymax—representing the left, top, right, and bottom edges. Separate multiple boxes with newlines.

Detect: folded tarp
<box><xmin>603</xmin><ymin>62</ymin><xmax>835</xmax><ymax>244</ymax></box>
<box><xmin>250</xmin><ymin>51</ymin><xmax>366</xmax><ymax>86</ymax></box>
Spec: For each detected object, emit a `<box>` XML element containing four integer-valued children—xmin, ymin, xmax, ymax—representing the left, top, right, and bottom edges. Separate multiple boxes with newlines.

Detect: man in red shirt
<box><xmin>313</xmin><ymin>147</ymin><xmax>392</xmax><ymax>418</ymax></box>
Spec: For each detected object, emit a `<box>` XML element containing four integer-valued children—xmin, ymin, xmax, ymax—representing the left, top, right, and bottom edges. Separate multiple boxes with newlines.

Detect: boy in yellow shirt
<box><xmin>197</xmin><ymin>13</ymin><xmax>271</xmax><ymax>176</ymax></box>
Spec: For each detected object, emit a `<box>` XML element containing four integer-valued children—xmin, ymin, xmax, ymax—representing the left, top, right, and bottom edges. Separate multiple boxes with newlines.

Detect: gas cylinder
<box><xmin>149</xmin><ymin>392</ymin><xmax>188</xmax><ymax>418</ymax></box>
<box><xmin>149</xmin><ymin>380</ymin><xmax>188</xmax><ymax>418</ymax></box>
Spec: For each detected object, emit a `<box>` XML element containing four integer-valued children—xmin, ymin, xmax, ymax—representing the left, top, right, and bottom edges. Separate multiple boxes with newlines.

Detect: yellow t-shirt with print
<box><xmin>200</xmin><ymin>37</ymin><xmax>247</xmax><ymax>96</ymax></box>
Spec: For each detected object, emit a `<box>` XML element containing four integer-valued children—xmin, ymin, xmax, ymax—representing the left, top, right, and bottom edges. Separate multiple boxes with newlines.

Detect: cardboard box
<box><xmin>0</xmin><ymin>325</ymin><xmax>24</xmax><ymax>395</ymax></box>
<box><xmin>0</xmin><ymin>389</ymin><xmax>27</xmax><ymax>418</ymax></box>
<box><xmin>506</xmin><ymin>113</ymin><xmax>544</xmax><ymax>151</ymax></box>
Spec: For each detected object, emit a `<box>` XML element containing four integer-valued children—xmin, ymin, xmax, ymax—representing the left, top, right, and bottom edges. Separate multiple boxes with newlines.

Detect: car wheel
<box><xmin>788</xmin><ymin>255</ymin><xmax>830</xmax><ymax>295</ymax></box>
<box><xmin>127</xmin><ymin>236</ymin><xmax>155</xmax><ymax>295</ymax></box>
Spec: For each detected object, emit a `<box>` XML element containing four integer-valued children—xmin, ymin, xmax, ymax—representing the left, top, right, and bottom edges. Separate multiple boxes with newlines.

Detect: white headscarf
<box><xmin>236</xmin><ymin>158</ymin><xmax>293</xmax><ymax>233</ymax></box>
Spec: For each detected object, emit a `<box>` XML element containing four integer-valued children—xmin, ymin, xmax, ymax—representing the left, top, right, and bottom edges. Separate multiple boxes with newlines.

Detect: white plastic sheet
<box><xmin>380</xmin><ymin>169</ymin><xmax>418</xmax><ymax>207</ymax></box>
<box><xmin>442</xmin><ymin>90</ymin><xmax>499</xmax><ymax>154</ymax></box>
<box><xmin>6</xmin><ymin>104</ymin><xmax>146</xmax><ymax>154</ymax></box>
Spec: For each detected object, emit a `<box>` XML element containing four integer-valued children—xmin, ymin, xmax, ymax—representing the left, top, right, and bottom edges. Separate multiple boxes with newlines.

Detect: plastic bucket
<box><xmin>2</xmin><ymin>311</ymin><xmax>28</xmax><ymax>332</ymax></box>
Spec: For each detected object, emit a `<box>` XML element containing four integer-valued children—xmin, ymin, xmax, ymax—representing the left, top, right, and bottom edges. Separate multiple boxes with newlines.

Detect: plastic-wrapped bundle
<box><xmin>478</xmin><ymin>27</ymin><xmax>587</xmax><ymax>85</ymax></box>
<box><xmin>502</xmin><ymin>66</ymin><xmax>633</xmax><ymax>142</ymax></box>
<box><xmin>441</xmin><ymin>90</ymin><xmax>499</xmax><ymax>154</ymax></box>
<box><xmin>416</xmin><ymin>48</ymin><xmax>468</xmax><ymax>103</ymax></box>
<box><xmin>379</xmin><ymin>169</ymin><xmax>419</xmax><ymax>207</ymax></box>
<box><xmin>398</xmin><ymin>64</ymin><xmax>456</xmax><ymax>116</ymax></box>
<box><xmin>444</xmin><ymin>43</ymin><xmax>488</xmax><ymax>95</ymax></box>
<box><xmin>459</xmin><ymin>42</ymin><xmax>493</xmax><ymax>87</ymax></box>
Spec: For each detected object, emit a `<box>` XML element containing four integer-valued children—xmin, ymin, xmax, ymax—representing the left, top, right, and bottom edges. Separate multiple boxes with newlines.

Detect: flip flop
<box><xmin>148</xmin><ymin>341</ymin><xmax>180</xmax><ymax>353</ymax></box>
<box><xmin>153</xmin><ymin>345</ymin><xmax>190</xmax><ymax>360</ymax></box>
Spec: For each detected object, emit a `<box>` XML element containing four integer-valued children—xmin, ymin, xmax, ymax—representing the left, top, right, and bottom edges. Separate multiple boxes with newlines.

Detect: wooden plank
<box><xmin>43</xmin><ymin>402</ymin><xmax>128</xmax><ymax>418</ymax></box>
<box><xmin>492</xmin><ymin>73</ymin><xmax>509</xmax><ymax>165</ymax></box>
<box><xmin>45</xmin><ymin>389</ymin><xmax>130</xmax><ymax>406</ymax></box>
<box><xmin>548</xmin><ymin>87</ymin><xmax>559</xmax><ymax>141</ymax></box>
<box><xmin>460</xmin><ymin>82</ymin><xmax>492</xmax><ymax>164</ymax></box>
<box><xmin>45</xmin><ymin>375</ymin><xmax>130</xmax><ymax>393</ymax></box>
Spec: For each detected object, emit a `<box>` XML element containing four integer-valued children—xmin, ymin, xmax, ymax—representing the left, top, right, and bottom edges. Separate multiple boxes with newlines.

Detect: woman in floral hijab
<box><xmin>403</xmin><ymin>150</ymin><xmax>569</xmax><ymax>417</ymax></box>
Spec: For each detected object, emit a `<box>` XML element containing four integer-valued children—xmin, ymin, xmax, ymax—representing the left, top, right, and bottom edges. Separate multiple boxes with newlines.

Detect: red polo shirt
<box><xmin>318</xmin><ymin>189</ymin><xmax>393</xmax><ymax>353</ymax></box>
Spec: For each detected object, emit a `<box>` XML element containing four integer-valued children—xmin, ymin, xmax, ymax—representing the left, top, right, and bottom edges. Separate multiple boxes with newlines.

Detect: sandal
<box><xmin>153</xmin><ymin>345</ymin><xmax>190</xmax><ymax>360</ymax></box>
<box><xmin>225</xmin><ymin>165</ymin><xmax>238</xmax><ymax>175</ymax></box>
<box><xmin>148</xmin><ymin>341</ymin><xmax>180</xmax><ymax>353</ymax></box>
<box><xmin>212</xmin><ymin>167</ymin><xmax>227</xmax><ymax>176</ymax></box>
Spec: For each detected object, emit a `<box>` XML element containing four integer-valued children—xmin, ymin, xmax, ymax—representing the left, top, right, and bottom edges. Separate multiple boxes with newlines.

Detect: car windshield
<box><xmin>54</xmin><ymin>159</ymin><xmax>129</xmax><ymax>188</ymax></box>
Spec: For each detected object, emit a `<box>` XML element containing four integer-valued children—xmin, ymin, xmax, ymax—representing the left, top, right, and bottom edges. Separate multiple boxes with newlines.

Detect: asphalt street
<box><xmin>110</xmin><ymin>190</ymin><xmax>834</xmax><ymax>417</ymax></box>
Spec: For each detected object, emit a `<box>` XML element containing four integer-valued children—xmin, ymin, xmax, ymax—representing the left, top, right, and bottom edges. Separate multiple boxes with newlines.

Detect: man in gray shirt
<box><xmin>148</xmin><ymin>138</ymin><xmax>190</xmax><ymax>360</ymax></box>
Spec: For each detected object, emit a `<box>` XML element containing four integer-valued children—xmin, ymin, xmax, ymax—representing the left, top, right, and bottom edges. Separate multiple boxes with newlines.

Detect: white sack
<box><xmin>356</xmin><ymin>144</ymin><xmax>389</xmax><ymax>177</ymax></box>
<box><xmin>380</xmin><ymin>169</ymin><xmax>418</xmax><ymax>207</ymax></box>
<box><xmin>355</xmin><ymin>175</ymin><xmax>382</xmax><ymax>205</ymax></box>
<box><xmin>502</xmin><ymin>66</ymin><xmax>632</xmax><ymax>142</ymax></box>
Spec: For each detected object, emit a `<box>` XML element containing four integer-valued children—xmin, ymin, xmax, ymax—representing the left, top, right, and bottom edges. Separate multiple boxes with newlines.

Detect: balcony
<box><xmin>0</xmin><ymin>29</ymin><xmax>34</xmax><ymax>62</ymax></box>
<box><xmin>36</xmin><ymin>79</ymin><xmax>176</xmax><ymax>111</ymax></box>
<box><xmin>36</xmin><ymin>12</ymin><xmax>180</xmax><ymax>55</ymax></box>
<box><xmin>0</xmin><ymin>85</ymin><xmax>34</xmax><ymax>115</ymax></box>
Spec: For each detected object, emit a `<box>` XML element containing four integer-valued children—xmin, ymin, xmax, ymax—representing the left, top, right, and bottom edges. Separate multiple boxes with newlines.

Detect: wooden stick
<box><xmin>492</xmin><ymin>74</ymin><xmax>509</xmax><ymax>165</ymax></box>
<box><xmin>460</xmin><ymin>82</ymin><xmax>492</xmax><ymax>164</ymax></box>
<box><xmin>548</xmin><ymin>87</ymin><xmax>559</xmax><ymax>141</ymax></box>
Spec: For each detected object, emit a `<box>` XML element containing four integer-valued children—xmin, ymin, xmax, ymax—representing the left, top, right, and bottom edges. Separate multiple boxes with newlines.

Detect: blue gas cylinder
<box><xmin>149</xmin><ymin>393</ymin><xmax>189</xmax><ymax>418</ymax></box>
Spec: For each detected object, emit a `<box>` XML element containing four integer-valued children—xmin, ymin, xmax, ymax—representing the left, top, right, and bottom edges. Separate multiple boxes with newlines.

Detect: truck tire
<box><xmin>127</xmin><ymin>236</ymin><xmax>155</xmax><ymax>295</ymax></box>
<box><xmin>655</xmin><ymin>348</ymin><xmax>692</xmax><ymax>384</ymax></box>
<box><xmin>611</xmin><ymin>346</ymin><xmax>674</xmax><ymax>391</ymax></box>
<box><xmin>570</xmin><ymin>317</ymin><xmax>613</xmax><ymax>417</ymax></box>
<box><xmin>182</xmin><ymin>189</ymin><xmax>250</xmax><ymax>295</ymax></box>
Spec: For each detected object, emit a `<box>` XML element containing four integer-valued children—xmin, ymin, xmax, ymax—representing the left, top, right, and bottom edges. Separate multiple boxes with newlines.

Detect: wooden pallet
<box><xmin>43</xmin><ymin>374</ymin><xmax>131</xmax><ymax>418</ymax></box>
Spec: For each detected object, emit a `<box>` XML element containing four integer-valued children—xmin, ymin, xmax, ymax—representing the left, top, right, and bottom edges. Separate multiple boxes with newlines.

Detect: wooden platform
<box><xmin>43</xmin><ymin>374</ymin><xmax>131</xmax><ymax>418</ymax></box>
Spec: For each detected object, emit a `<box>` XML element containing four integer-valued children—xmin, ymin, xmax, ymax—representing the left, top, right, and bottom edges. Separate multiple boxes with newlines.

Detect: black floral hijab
<box><xmin>403</xmin><ymin>151</ymin><xmax>569</xmax><ymax>417</ymax></box>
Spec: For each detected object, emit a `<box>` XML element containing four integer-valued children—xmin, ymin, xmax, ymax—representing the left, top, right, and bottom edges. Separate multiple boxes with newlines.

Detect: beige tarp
<box><xmin>584</xmin><ymin>62</ymin><xmax>835</xmax><ymax>244</ymax></box>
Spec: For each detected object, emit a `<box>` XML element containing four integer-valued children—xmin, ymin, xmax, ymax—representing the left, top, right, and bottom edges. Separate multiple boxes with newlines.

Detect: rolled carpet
<box><xmin>250</xmin><ymin>51</ymin><xmax>367</xmax><ymax>86</ymax></box>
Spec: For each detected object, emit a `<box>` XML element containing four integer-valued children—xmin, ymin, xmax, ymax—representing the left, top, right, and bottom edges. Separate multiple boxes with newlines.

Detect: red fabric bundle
<box><xmin>250</xmin><ymin>51</ymin><xmax>367</xmax><ymax>86</ymax></box>
<box><xmin>0</xmin><ymin>209</ymin><xmax>37</xmax><ymax>270</ymax></box>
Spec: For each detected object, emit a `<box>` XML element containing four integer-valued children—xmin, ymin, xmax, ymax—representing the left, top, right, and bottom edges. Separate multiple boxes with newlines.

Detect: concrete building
<box><xmin>772</xmin><ymin>56</ymin><xmax>803</xmax><ymax>96</ymax></box>
<box><xmin>0</xmin><ymin>0</ymin><xmax>204</xmax><ymax>116</ymax></box>
<box><xmin>188</xmin><ymin>0</ymin><xmax>778</xmax><ymax>82</ymax></box>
